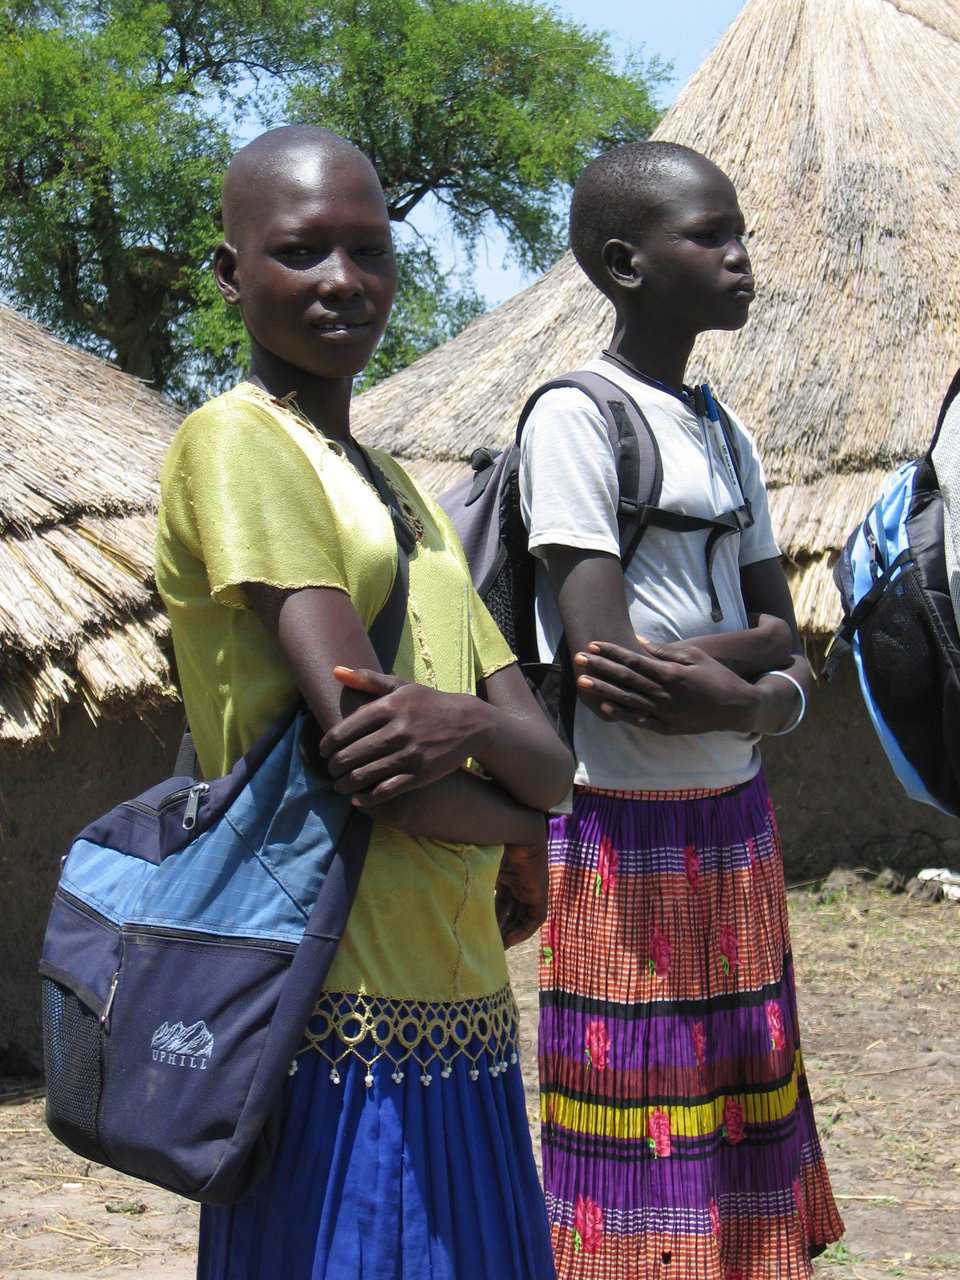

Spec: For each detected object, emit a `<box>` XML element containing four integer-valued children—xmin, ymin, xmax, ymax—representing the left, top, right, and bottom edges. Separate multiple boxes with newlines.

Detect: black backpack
<box><xmin>826</xmin><ymin>368</ymin><xmax>960</xmax><ymax>815</ymax></box>
<box><xmin>439</xmin><ymin>364</ymin><xmax>751</xmax><ymax>744</ymax></box>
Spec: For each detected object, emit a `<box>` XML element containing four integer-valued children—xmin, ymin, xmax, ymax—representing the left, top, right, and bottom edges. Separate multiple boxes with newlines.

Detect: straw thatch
<box><xmin>353</xmin><ymin>0</ymin><xmax>960</xmax><ymax>645</ymax></box>
<box><xmin>0</xmin><ymin>305</ymin><xmax>181</xmax><ymax>745</ymax></box>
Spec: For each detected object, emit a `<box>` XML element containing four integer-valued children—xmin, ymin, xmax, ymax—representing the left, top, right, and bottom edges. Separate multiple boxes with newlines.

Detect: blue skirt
<box><xmin>197</xmin><ymin>1019</ymin><xmax>555</xmax><ymax>1280</ymax></box>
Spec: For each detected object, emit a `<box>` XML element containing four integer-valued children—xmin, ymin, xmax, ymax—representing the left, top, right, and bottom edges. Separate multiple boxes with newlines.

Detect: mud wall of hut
<box><xmin>0</xmin><ymin>703</ymin><xmax>183</xmax><ymax>1071</ymax></box>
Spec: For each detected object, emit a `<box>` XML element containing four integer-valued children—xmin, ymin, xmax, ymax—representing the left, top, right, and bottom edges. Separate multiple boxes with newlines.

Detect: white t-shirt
<box><xmin>518</xmin><ymin>356</ymin><xmax>781</xmax><ymax>793</ymax></box>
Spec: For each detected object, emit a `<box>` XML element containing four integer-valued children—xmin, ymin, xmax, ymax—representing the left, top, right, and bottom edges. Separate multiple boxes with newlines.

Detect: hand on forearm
<box><xmin>670</xmin><ymin>613</ymin><xmax>793</xmax><ymax>678</ymax></box>
<box><xmin>576</xmin><ymin>640</ymin><xmax>810</xmax><ymax>737</ymax></box>
<box><xmin>574</xmin><ymin>638</ymin><xmax>758</xmax><ymax>735</ymax></box>
<box><xmin>319</xmin><ymin>667</ymin><xmax>496</xmax><ymax>801</ymax></box>
<box><xmin>321</xmin><ymin>665</ymin><xmax>573</xmax><ymax>814</ymax></box>
<box><xmin>362</xmin><ymin>769</ymin><xmax>546</xmax><ymax>846</ymax></box>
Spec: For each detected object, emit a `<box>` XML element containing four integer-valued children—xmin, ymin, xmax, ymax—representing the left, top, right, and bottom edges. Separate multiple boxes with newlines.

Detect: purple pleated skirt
<box><xmin>538</xmin><ymin>773</ymin><xmax>843</xmax><ymax>1280</ymax></box>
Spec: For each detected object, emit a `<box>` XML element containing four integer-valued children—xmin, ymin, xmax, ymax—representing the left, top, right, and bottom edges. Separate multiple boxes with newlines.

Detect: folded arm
<box><xmin>663</xmin><ymin>611</ymin><xmax>792</xmax><ymax>677</ymax></box>
<box><xmin>319</xmin><ymin>661</ymin><xmax>573</xmax><ymax>813</ymax></box>
<box><xmin>542</xmin><ymin>547</ymin><xmax>807</xmax><ymax>736</ymax></box>
<box><xmin>245</xmin><ymin>583</ymin><xmax>569</xmax><ymax>840</ymax></box>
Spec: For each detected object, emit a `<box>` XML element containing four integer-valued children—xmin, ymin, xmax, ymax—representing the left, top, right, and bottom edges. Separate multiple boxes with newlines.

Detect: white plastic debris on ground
<box><xmin>916</xmin><ymin>868</ymin><xmax>960</xmax><ymax>901</ymax></box>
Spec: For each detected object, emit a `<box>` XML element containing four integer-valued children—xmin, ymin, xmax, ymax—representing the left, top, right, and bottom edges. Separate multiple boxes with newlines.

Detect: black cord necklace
<box><xmin>601</xmin><ymin>349</ymin><xmax>697</xmax><ymax>408</ymax></box>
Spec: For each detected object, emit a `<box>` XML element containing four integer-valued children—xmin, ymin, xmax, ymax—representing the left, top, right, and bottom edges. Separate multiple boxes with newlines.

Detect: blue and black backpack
<box><xmin>828</xmin><ymin>369</ymin><xmax>960</xmax><ymax>815</ymax></box>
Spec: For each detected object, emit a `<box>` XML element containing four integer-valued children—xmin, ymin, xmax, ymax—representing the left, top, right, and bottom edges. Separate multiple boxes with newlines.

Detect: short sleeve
<box><xmin>722</xmin><ymin>405</ymin><xmax>781</xmax><ymax>567</ymax></box>
<box><xmin>162</xmin><ymin>396</ymin><xmax>353</xmax><ymax>609</ymax></box>
<box><xmin>519</xmin><ymin>388</ymin><xmax>621</xmax><ymax>559</ymax></box>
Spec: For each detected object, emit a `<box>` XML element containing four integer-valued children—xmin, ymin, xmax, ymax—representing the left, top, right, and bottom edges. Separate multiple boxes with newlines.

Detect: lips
<box><xmin>731</xmin><ymin>277</ymin><xmax>755</xmax><ymax>299</ymax></box>
<box><xmin>312</xmin><ymin>319</ymin><xmax>371</xmax><ymax>332</ymax></box>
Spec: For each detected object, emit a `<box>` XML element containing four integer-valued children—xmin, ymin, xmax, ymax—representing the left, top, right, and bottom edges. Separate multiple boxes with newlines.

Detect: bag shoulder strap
<box><xmin>173</xmin><ymin>729</ymin><xmax>199</xmax><ymax>780</ymax></box>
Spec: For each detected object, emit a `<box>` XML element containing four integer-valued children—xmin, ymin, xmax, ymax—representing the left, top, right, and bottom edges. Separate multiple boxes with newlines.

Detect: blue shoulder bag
<box><xmin>39</xmin><ymin>455</ymin><xmax>412</xmax><ymax>1205</ymax></box>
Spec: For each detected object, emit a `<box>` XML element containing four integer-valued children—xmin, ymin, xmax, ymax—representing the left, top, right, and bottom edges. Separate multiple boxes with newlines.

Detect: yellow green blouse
<box><xmin>155</xmin><ymin>383</ymin><xmax>516</xmax><ymax>1009</ymax></box>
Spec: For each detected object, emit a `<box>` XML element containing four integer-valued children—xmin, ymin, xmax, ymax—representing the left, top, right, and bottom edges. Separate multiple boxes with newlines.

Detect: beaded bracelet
<box><xmin>761</xmin><ymin>670</ymin><xmax>807</xmax><ymax>736</ymax></box>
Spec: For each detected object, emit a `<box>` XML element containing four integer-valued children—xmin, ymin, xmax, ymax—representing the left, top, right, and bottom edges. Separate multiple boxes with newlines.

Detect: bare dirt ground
<box><xmin>2</xmin><ymin>876</ymin><xmax>958</xmax><ymax>1280</ymax></box>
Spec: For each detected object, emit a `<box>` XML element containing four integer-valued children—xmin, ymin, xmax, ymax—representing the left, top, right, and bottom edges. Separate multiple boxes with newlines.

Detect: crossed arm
<box><xmin>246</xmin><ymin>582</ymin><xmax>575</xmax><ymax>944</ymax></box>
<box><xmin>542</xmin><ymin>548</ymin><xmax>810</xmax><ymax>735</ymax></box>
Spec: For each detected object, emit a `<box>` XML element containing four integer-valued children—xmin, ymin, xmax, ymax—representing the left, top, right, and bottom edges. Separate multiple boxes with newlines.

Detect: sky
<box><xmin>411</xmin><ymin>0</ymin><xmax>747</xmax><ymax>305</ymax></box>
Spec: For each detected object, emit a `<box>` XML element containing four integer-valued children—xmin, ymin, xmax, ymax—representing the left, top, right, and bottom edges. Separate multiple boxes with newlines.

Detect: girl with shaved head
<box><xmin>155</xmin><ymin>125</ymin><xmax>571</xmax><ymax>1280</ymax></box>
<box><xmin>522</xmin><ymin>142</ymin><xmax>843</xmax><ymax>1278</ymax></box>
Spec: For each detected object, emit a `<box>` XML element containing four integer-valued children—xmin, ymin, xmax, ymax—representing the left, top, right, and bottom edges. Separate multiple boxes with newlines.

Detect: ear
<box><xmin>213</xmin><ymin>242</ymin><xmax>241</xmax><ymax>306</ymax></box>
<box><xmin>601</xmin><ymin>239</ymin><xmax>644</xmax><ymax>291</ymax></box>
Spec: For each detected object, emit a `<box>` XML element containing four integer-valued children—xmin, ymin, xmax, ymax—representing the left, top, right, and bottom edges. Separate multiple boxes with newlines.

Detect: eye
<box><xmin>356</xmin><ymin>245</ymin><xmax>389</xmax><ymax>259</ymax></box>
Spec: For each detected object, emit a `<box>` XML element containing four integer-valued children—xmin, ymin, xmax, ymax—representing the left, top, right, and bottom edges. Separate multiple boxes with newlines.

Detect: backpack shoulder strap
<box><xmin>712</xmin><ymin>398</ymin><xmax>745</xmax><ymax>489</ymax></box>
<box><xmin>708</xmin><ymin>393</ymin><xmax>754</xmax><ymax>530</ymax></box>
<box><xmin>516</xmin><ymin>370</ymin><xmax>662</xmax><ymax>564</ymax></box>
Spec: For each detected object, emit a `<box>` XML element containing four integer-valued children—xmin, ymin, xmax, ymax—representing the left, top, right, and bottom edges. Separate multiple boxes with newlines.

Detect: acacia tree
<box><xmin>0</xmin><ymin>0</ymin><xmax>663</xmax><ymax>400</ymax></box>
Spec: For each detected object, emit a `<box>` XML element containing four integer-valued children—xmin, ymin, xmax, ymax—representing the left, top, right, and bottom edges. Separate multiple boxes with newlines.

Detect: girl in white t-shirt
<box><xmin>522</xmin><ymin>141</ymin><xmax>843</xmax><ymax>1280</ymax></box>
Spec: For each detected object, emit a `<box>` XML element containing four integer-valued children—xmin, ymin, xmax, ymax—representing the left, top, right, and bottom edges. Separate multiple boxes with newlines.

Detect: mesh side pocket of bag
<box><xmin>860</xmin><ymin>565</ymin><xmax>959</xmax><ymax>805</ymax></box>
<box><xmin>484</xmin><ymin>558</ymin><xmax>518</xmax><ymax>652</ymax></box>
<box><xmin>42</xmin><ymin>976</ymin><xmax>106</xmax><ymax>1159</ymax></box>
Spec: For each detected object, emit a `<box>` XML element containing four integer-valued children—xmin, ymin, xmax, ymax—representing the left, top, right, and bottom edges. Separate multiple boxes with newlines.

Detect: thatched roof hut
<box><xmin>1</xmin><ymin>305</ymin><xmax>186</xmax><ymax>1069</ymax></box>
<box><xmin>0</xmin><ymin>304</ymin><xmax>180</xmax><ymax>747</ymax></box>
<box><xmin>352</xmin><ymin>0</ymin><xmax>960</xmax><ymax>647</ymax></box>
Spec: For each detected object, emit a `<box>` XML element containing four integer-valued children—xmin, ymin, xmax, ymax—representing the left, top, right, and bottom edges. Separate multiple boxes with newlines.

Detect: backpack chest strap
<box><xmin>519</xmin><ymin>370</ymin><xmax>754</xmax><ymax>622</ymax></box>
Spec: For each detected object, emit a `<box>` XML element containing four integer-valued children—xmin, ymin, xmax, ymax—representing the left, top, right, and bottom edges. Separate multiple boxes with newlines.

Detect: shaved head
<box><xmin>213</xmin><ymin>123</ymin><xmax>396</xmax><ymax>383</ymax></box>
<box><xmin>570</xmin><ymin>142</ymin><xmax>726</xmax><ymax>292</ymax></box>
<box><xmin>221</xmin><ymin>125</ymin><xmax>382</xmax><ymax>245</ymax></box>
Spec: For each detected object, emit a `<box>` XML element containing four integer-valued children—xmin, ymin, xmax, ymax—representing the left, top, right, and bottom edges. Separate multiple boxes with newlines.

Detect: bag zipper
<box><xmin>123</xmin><ymin>921</ymin><xmax>296</xmax><ymax>955</ymax></box>
<box><xmin>181</xmin><ymin>782</ymin><xmax>209</xmax><ymax>830</ymax></box>
<box><xmin>121</xmin><ymin>782</ymin><xmax>209</xmax><ymax>830</ymax></box>
<box><xmin>57</xmin><ymin>888</ymin><xmax>296</xmax><ymax>955</ymax></box>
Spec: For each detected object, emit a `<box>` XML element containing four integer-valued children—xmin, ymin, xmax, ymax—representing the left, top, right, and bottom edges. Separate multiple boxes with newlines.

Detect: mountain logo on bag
<box><xmin>150</xmin><ymin>1020</ymin><xmax>215</xmax><ymax>1070</ymax></box>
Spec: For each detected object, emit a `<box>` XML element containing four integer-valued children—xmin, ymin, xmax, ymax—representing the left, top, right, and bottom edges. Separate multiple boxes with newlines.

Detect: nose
<box><xmin>317</xmin><ymin>248</ymin><xmax>363</xmax><ymax>300</ymax></box>
<box><xmin>724</xmin><ymin>236</ymin><xmax>750</xmax><ymax>272</ymax></box>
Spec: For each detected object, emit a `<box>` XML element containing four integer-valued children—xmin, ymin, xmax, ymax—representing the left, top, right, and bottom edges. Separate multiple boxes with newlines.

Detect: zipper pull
<box><xmin>182</xmin><ymin>782</ymin><xmax>209</xmax><ymax>831</ymax></box>
<box><xmin>101</xmin><ymin>970</ymin><xmax>120</xmax><ymax>1031</ymax></box>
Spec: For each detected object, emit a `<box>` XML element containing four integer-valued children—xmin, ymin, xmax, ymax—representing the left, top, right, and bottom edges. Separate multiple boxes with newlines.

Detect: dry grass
<box><xmin>2</xmin><ymin>880</ymin><xmax>955</xmax><ymax>1279</ymax></box>
<box><xmin>354</xmin><ymin>0</ymin><xmax>960</xmax><ymax>642</ymax></box>
<box><xmin>0</xmin><ymin>307</ymin><xmax>181</xmax><ymax>745</ymax></box>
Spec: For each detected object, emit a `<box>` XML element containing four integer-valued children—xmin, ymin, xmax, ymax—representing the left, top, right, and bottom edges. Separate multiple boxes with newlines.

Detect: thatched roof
<box><xmin>0</xmin><ymin>305</ymin><xmax>181</xmax><ymax>746</ymax></box>
<box><xmin>353</xmin><ymin>0</ymin><xmax>960</xmax><ymax>644</ymax></box>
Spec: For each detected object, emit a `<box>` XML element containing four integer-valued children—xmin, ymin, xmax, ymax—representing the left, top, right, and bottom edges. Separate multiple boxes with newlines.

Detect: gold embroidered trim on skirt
<box><xmin>298</xmin><ymin>984</ymin><xmax>519</xmax><ymax>1084</ymax></box>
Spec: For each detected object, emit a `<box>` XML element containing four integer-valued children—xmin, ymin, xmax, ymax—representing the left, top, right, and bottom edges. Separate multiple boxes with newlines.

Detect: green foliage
<box><xmin>0</xmin><ymin>1</ymin><xmax>236</xmax><ymax>396</ymax></box>
<box><xmin>0</xmin><ymin>0</ymin><xmax>665</xmax><ymax>400</ymax></box>
<box><xmin>290</xmin><ymin>0</ymin><xmax>665</xmax><ymax>269</ymax></box>
<box><xmin>357</xmin><ymin>241</ymin><xmax>485</xmax><ymax>390</ymax></box>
